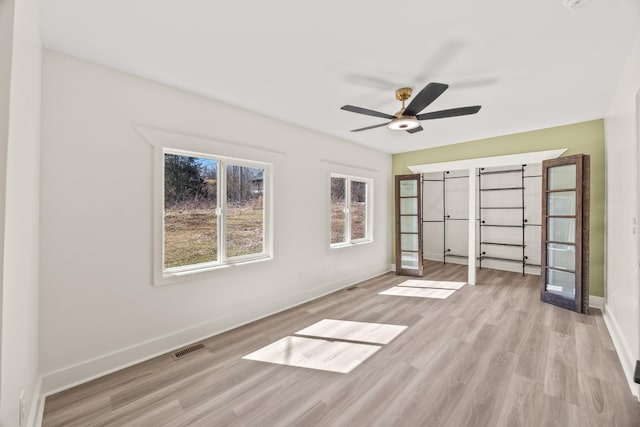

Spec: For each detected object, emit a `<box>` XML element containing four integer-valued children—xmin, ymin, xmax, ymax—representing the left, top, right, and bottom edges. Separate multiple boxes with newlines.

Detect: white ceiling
<box><xmin>38</xmin><ymin>0</ymin><xmax>640</xmax><ymax>154</ymax></box>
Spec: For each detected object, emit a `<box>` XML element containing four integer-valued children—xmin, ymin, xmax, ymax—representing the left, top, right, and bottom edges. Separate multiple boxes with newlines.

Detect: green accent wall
<box><xmin>392</xmin><ymin>119</ymin><xmax>605</xmax><ymax>297</ymax></box>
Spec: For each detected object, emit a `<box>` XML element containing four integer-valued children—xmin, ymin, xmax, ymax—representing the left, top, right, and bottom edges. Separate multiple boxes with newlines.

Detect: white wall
<box><xmin>39</xmin><ymin>51</ymin><xmax>391</xmax><ymax>393</ymax></box>
<box><xmin>0</xmin><ymin>0</ymin><xmax>42</xmax><ymax>425</ymax></box>
<box><xmin>604</xmin><ymin>29</ymin><xmax>640</xmax><ymax>398</ymax></box>
<box><xmin>0</xmin><ymin>0</ymin><xmax>13</xmax><ymax>422</ymax></box>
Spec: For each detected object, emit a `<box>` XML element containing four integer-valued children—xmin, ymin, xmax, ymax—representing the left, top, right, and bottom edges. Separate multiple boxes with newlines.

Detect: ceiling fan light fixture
<box><xmin>387</xmin><ymin>117</ymin><xmax>420</xmax><ymax>131</ymax></box>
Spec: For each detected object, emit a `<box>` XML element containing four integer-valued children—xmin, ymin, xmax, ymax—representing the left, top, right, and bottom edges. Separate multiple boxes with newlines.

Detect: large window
<box><xmin>330</xmin><ymin>174</ymin><xmax>372</xmax><ymax>246</ymax></box>
<box><xmin>163</xmin><ymin>149</ymin><xmax>270</xmax><ymax>277</ymax></box>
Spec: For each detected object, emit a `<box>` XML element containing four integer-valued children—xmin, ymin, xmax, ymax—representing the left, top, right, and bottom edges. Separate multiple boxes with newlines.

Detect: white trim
<box><xmin>636</xmin><ymin>89</ymin><xmax>640</xmax><ymax>270</ymax></box>
<box><xmin>38</xmin><ymin>265</ymin><xmax>392</xmax><ymax>397</ymax></box>
<box><xmin>319</xmin><ymin>158</ymin><xmax>380</xmax><ymax>173</ymax></box>
<box><xmin>23</xmin><ymin>377</ymin><xmax>42</xmax><ymax>427</ymax></box>
<box><xmin>135</xmin><ymin>125</ymin><xmax>288</xmax><ymax>157</ymax></box>
<box><xmin>603</xmin><ymin>303</ymin><xmax>640</xmax><ymax>399</ymax></box>
<box><xmin>636</xmin><ymin>89</ymin><xmax>640</xmax><ymax>393</ymax></box>
<box><xmin>407</xmin><ymin>149</ymin><xmax>567</xmax><ymax>174</ymax></box>
<box><xmin>29</xmin><ymin>383</ymin><xmax>45</xmax><ymax>427</ymax></box>
<box><xmin>588</xmin><ymin>295</ymin><xmax>604</xmax><ymax>310</ymax></box>
<box><xmin>330</xmin><ymin>240</ymin><xmax>374</xmax><ymax>250</ymax></box>
<box><xmin>467</xmin><ymin>167</ymin><xmax>477</xmax><ymax>285</ymax></box>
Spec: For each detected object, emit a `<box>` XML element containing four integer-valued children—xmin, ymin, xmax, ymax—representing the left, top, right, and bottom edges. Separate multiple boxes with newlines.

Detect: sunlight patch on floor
<box><xmin>242</xmin><ymin>336</ymin><xmax>381</xmax><ymax>373</ymax></box>
<box><xmin>242</xmin><ymin>319</ymin><xmax>408</xmax><ymax>373</ymax></box>
<box><xmin>295</xmin><ymin>319</ymin><xmax>407</xmax><ymax>345</ymax></box>
<box><xmin>397</xmin><ymin>279</ymin><xmax>466</xmax><ymax>290</ymax></box>
<box><xmin>379</xmin><ymin>286</ymin><xmax>457</xmax><ymax>299</ymax></box>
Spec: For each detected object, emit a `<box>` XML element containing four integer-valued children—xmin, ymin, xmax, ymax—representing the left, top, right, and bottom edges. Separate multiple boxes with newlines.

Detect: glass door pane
<box><xmin>396</xmin><ymin>174</ymin><xmax>422</xmax><ymax>276</ymax></box>
<box><xmin>399</xmin><ymin>179</ymin><xmax>418</xmax><ymax>197</ymax></box>
<box><xmin>546</xmin><ymin>269</ymin><xmax>576</xmax><ymax>298</ymax></box>
<box><xmin>400</xmin><ymin>215</ymin><xmax>418</xmax><ymax>233</ymax></box>
<box><xmin>548</xmin><ymin>164</ymin><xmax>576</xmax><ymax>190</ymax></box>
<box><xmin>401</xmin><ymin>252</ymin><xmax>419</xmax><ymax>269</ymax></box>
<box><xmin>547</xmin><ymin>243</ymin><xmax>576</xmax><ymax>271</ymax></box>
<box><xmin>400</xmin><ymin>198</ymin><xmax>418</xmax><ymax>215</ymax></box>
<box><xmin>547</xmin><ymin>218</ymin><xmax>576</xmax><ymax>243</ymax></box>
<box><xmin>548</xmin><ymin>191</ymin><xmax>576</xmax><ymax>215</ymax></box>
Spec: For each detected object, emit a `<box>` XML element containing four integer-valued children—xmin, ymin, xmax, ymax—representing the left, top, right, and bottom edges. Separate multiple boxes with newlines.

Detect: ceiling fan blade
<box><xmin>416</xmin><ymin>105</ymin><xmax>481</xmax><ymax>121</ymax></box>
<box><xmin>341</xmin><ymin>105</ymin><xmax>395</xmax><ymax>120</ymax></box>
<box><xmin>403</xmin><ymin>82</ymin><xmax>449</xmax><ymax>116</ymax></box>
<box><xmin>351</xmin><ymin>122</ymin><xmax>390</xmax><ymax>132</ymax></box>
<box><xmin>406</xmin><ymin>126</ymin><xmax>423</xmax><ymax>134</ymax></box>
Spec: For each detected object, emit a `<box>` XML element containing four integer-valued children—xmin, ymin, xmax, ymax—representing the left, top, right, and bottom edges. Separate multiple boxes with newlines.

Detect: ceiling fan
<box><xmin>340</xmin><ymin>82</ymin><xmax>481</xmax><ymax>134</ymax></box>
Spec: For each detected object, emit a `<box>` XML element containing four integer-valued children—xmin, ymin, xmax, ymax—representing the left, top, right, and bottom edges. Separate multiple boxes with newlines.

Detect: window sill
<box><xmin>330</xmin><ymin>240</ymin><xmax>373</xmax><ymax>250</ymax></box>
<box><xmin>155</xmin><ymin>255</ymin><xmax>273</xmax><ymax>287</ymax></box>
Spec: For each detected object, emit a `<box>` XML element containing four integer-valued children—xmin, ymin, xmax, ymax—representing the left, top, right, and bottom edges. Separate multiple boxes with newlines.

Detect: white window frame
<box><xmin>330</xmin><ymin>173</ymin><xmax>373</xmax><ymax>248</ymax></box>
<box><xmin>158</xmin><ymin>147</ymin><xmax>272</xmax><ymax>285</ymax></box>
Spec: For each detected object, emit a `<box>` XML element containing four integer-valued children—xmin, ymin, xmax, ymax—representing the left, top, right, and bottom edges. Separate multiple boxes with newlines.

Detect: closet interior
<box><xmin>421</xmin><ymin>163</ymin><xmax>542</xmax><ymax>276</ymax></box>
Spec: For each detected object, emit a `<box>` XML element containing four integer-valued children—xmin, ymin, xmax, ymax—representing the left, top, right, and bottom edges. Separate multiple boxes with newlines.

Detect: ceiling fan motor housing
<box><xmin>394</xmin><ymin>87</ymin><xmax>414</xmax><ymax>118</ymax></box>
<box><xmin>395</xmin><ymin>87</ymin><xmax>412</xmax><ymax>102</ymax></box>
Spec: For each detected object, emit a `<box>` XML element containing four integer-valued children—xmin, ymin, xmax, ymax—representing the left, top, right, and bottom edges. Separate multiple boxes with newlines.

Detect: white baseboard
<box><xmin>603</xmin><ymin>303</ymin><xmax>640</xmax><ymax>399</ymax></box>
<box><xmin>27</xmin><ymin>377</ymin><xmax>44</xmax><ymax>427</ymax></box>
<box><xmin>423</xmin><ymin>253</ymin><xmax>445</xmax><ymax>262</ymax></box>
<box><xmin>38</xmin><ymin>265</ymin><xmax>392</xmax><ymax>399</ymax></box>
<box><xmin>589</xmin><ymin>295</ymin><xmax>604</xmax><ymax>310</ymax></box>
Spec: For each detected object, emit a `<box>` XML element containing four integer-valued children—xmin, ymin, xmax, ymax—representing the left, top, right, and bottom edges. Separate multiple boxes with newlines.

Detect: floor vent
<box><xmin>172</xmin><ymin>343</ymin><xmax>206</xmax><ymax>360</ymax></box>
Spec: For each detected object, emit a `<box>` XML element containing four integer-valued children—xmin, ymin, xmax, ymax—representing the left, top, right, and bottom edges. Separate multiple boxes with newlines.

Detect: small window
<box><xmin>163</xmin><ymin>149</ymin><xmax>270</xmax><ymax>277</ymax></box>
<box><xmin>330</xmin><ymin>174</ymin><xmax>372</xmax><ymax>246</ymax></box>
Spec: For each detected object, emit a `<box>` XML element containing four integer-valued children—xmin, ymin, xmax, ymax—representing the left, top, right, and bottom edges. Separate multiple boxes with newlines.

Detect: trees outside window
<box><xmin>330</xmin><ymin>174</ymin><xmax>372</xmax><ymax>246</ymax></box>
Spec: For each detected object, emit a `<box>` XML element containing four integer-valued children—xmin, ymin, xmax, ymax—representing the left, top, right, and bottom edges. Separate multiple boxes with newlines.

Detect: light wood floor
<box><xmin>42</xmin><ymin>261</ymin><xmax>640</xmax><ymax>427</ymax></box>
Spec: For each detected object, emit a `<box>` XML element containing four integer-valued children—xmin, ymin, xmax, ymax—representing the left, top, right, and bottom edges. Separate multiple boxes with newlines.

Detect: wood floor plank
<box><xmin>446</xmin><ymin>349</ymin><xmax>517</xmax><ymax>427</ymax></box>
<box><xmin>516</xmin><ymin>320</ymin><xmax>550</xmax><ymax>381</ymax></box>
<box><xmin>113</xmin><ymin>399</ymin><xmax>184</xmax><ymax>427</ymax></box>
<box><xmin>42</xmin><ymin>261</ymin><xmax>640</xmax><ymax>427</ymax></box>
<box><xmin>494</xmin><ymin>308</ymin><xmax>531</xmax><ymax>354</ymax></box>
<box><xmin>315</xmin><ymin>361</ymin><xmax>419</xmax><ymax>427</ymax></box>
<box><xmin>42</xmin><ymin>396</ymin><xmax>112</xmax><ymax>427</ymax></box>
<box><xmin>575</xmin><ymin>321</ymin><xmax>617</xmax><ymax>382</ymax></box>
<box><xmin>172</xmin><ymin>408</ymin><xmax>238</xmax><ymax>427</ymax></box>
<box><xmin>376</xmin><ymin>338</ymin><xmax>475</xmax><ymax>427</ymax></box>
<box><xmin>544</xmin><ymin>329</ymin><xmax>580</xmax><ymax>405</ymax></box>
<box><xmin>539</xmin><ymin>393</ymin><xmax>582</xmax><ymax>427</ymax></box>
<box><xmin>495</xmin><ymin>374</ymin><xmax>545</xmax><ymax>427</ymax></box>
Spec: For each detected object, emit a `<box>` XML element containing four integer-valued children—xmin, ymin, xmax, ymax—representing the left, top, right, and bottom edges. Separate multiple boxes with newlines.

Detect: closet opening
<box><xmin>420</xmin><ymin>164</ymin><xmax>542</xmax><ymax>282</ymax></box>
<box><xmin>400</xmin><ymin>148</ymin><xmax>566</xmax><ymax>286</ymax></box>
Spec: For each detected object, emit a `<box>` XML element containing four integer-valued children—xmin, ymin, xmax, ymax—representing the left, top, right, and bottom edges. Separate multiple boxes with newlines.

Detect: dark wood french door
<box><xmin>395</xmin><ymin>174</ymin><xmax>423</xmax><ymax>276</ymax></box>
<box><xmin>541</xmin><ymin>154</ymin><xmax>590</xmax><ymax>313</ymax></box>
